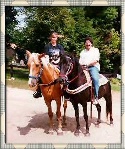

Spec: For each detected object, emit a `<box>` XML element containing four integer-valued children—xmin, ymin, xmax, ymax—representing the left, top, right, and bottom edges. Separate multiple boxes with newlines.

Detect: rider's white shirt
<box><xmin>79</xmin><ymin>46</ymin><xmax>100</xmax><ymax>70</ymax></box>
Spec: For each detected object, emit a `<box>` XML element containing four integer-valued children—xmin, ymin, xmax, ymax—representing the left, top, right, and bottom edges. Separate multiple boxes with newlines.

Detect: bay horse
<box><xmin>26</xmin><ymin>50</ymin><xmax>67</xmax><ymax>135</ymax></box>
<box><xmin>58</xmin><ymin>53</ymin><xmax>113</xmax><ymax>136</ymax></box>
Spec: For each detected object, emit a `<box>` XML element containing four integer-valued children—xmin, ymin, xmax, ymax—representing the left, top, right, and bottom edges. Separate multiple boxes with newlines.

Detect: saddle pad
<box><xmin>83</xmin><ymin>70</ymin><xmax>109</xmax><ymax>86</ymax></box>
<box><xmin>99</xmin><ymin>74</ymin><xmax>109</xmax><ymax>86</ymax></box>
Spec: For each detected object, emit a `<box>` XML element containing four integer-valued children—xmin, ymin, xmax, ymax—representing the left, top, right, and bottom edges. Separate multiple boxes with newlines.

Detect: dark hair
<box><xmin>49</xmin><ymin>31</ymin><xmax>64</xmax><ymax>39</ymax></box>
<box><xmin>84</xmin><ymin>37</ymin><xmax>93</xmax><ymax>44</ymax></box>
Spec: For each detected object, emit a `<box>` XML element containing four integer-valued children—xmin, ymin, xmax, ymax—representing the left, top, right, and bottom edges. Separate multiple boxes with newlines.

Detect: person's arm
<box><xmin>87</xmin><ymin>48</ymin><xmax>100</xmax><ymax>67</ymax></box>
<box><xmin>58</xmin><ymin>44</ymin><xmax>65</xmax><ymax>55</ymax></box>
<box><xmin>79</xmin><ymin>50</ymin><xmax>85</xmax><ymax>65</ymax></box>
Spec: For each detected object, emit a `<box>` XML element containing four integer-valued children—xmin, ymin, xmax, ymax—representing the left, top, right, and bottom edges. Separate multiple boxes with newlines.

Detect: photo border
<box><xmin>1</xmin><ymin>0</ymin><xmax>124</xmax><ymax>149</ymax></box>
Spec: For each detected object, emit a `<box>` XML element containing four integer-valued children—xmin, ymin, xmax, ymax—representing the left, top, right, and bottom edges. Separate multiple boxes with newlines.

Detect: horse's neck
<box><xmin>69</xmin><ymin>64</ymin><xmax>88</xmax><ymax>86</ymax></box>
<box><xmin>42</xmin><ymin>63</ymin><xmax>59</xmax><ymax>83</ymax></box>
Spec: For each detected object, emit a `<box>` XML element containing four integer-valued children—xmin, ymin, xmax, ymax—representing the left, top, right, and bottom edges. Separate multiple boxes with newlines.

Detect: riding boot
<box><xmin>33</xmin><ymin>77</ymin><xmax>42</xmax><ymax>98</ymax></box>
<box><xmin>92</xmin><ymin>97</ymin><xmax>99</xmax><ymax>105</ymax></box>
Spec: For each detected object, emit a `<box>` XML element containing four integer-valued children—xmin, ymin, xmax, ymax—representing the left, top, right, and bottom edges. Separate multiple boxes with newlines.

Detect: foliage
<box><xmin>110</xmin><ymin>78</ymin><xmax>121</xmax><ymax>91</ymax></box>
<box><xmin>5</xmin><ymin>6</ymin><xmax>121</xmax><ymax>73</ymax></box>
<box><xmin>6</xmin><ymin>67</ymin><xmax>120</xmax><ymax>91</ymax></box>
<box><xmin>5</xmin><ymin>6</ymin><xmax>18</xmax><ymax>44</ymax></box>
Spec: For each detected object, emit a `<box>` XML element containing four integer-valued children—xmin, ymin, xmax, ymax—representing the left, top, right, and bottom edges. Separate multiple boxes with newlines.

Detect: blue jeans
<box><xmin>89</xmin><ymin>66</ymin><xmax>99</xmax><ymax>98</ymax></box>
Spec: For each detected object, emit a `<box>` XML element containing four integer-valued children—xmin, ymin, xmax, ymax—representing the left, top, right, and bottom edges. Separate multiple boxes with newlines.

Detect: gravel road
<box><xmin>6</xmin><ymin>87</ymin><xmax>121</xmax><ymax>144</ymax></box>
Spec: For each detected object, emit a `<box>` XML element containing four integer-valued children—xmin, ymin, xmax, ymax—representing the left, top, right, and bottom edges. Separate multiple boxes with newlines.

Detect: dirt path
<box><xmin>6</xmin><ymin>87</ymin><xmax>121</xmax><ymax>144</ymax></box>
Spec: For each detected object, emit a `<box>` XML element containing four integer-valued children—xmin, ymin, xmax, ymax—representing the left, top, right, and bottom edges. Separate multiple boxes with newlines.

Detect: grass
<box><xmin>110</xmin><ymin>78</ymin><xmax>121</xmax><ymax>92</ymax></box>
<box><xmin>6</xmin><ymin>67</ymin><xmax>121</xmax><ymax>91</ymax></box>
<box><xmin>6</xmin><ymin>67</ymin><xmax>29</xmax><ymax>90</ymax></box>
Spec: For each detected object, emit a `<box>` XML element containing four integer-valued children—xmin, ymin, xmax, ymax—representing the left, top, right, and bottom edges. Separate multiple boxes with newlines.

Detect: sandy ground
<box><xmin>6</xmin><ymin>87</ymin><xmax>121</xmax><ymax>144</ymax></box>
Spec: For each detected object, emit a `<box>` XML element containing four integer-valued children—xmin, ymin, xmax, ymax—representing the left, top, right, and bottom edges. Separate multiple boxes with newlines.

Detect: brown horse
<box><xmin>26</xmin><ymin>50</ymin><xmax>67</xmax><ymax>135</ymax></box>
<box><xmin>58</xmin><ymin>53</ymin><xmax>113</xmax><ymax>136</ymax></box>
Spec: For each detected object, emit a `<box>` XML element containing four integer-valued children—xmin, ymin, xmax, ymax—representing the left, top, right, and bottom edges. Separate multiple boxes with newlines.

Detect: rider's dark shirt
<box><xmin>44</xmin><ymin>43</ymin><xmax>64</xmax><ymax>66</ymax></box>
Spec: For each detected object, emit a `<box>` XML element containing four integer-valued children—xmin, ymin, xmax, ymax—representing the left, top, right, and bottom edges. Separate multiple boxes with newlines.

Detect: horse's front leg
<box><xmin>56</xmin><ymin>99</ymin><xmax>63</xmax><ymax>135</ymax></box>
<box><xmin>73</xmin><ymin>104</ymin><xmax>81</xmax><ymax>136</ymax></box>
<box><xmin>95</xmin><ymin>104</ymin><xmax>101</xmax><ymax>126</ymax></box>
<box><xmin>83</xmin><ymin>103</ymin><xmax>90</xmax><ymax>136</ymax></box>
<box><xmin>45</xmin><ymin>101</ymin><xmax>54</xmax><ymax>134</ymax></box>
<box><xmin>63</xmin><ymin>99</ymin><xmax>67</xmax><ymax>126</ymax></box>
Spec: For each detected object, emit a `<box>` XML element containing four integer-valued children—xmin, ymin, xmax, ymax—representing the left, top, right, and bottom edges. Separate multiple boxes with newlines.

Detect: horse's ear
<box><xmin>39</xmin><ymin>53</ymin><xmax>45</xmax><ymax>59</ymax></box>
<box><xmin>26</xmin><ymin>50</ymin><xmax>31</xmax><ymax>57</ymax></box>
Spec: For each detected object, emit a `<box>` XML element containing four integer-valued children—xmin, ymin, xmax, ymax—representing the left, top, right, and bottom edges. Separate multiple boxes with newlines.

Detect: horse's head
<box><xmin>26</xmin><ymin>50</ymin><xmax>43</xmax><ymax>88</ymax></box>
<box><xmin>58</xmin><ymin>54</ymin><xmax>74</xmax><ymax>87</ymax></box>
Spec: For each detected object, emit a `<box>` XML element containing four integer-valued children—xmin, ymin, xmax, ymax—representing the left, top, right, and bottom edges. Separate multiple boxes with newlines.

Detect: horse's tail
<box><xmin>105</xmin><ymin>81</ymin><xmax>112</xmax><ymax>120</ymax></box>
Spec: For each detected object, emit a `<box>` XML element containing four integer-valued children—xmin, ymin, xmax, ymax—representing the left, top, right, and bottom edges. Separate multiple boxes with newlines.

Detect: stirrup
<box><xmin>92</xmin><ymin>98</ymin><xmax>99</xmax><ymax>105</ymax></box>
<box><xmin>33</xmin><ymin>91</ymin><xmax>42</xmax><ymax>98</ymax></box>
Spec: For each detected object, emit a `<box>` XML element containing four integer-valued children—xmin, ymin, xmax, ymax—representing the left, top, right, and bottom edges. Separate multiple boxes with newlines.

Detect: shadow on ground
<box><xmin>17</xmin><ymin>112</ymin><xmax>106</xmax><ymax>136</ymax></box>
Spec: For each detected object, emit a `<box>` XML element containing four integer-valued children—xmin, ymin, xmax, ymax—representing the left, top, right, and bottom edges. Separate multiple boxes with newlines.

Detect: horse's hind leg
<box><xmin>105</xmin><ymin>95</ymin><xmax>113</xmax><ymax>125</ymax></box>
<box><xmin>95</xmin><ymin>104</ymin><xmax>101</xmax><ymax>126</ymax></box>
<box><xmin>56</xmin><ymin>99</ymin><xmax>63</xmax><ymax>135</ymax></box>
<box><xmin>72</xmin><ymin>103</ymin><xmax>81</xmax><ymax>136</ymax></box>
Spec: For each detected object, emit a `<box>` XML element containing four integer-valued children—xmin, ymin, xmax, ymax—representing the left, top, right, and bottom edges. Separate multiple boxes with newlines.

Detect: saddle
<box><xmin>83</xmin><ymin>69</ymin><xmax>109</xmax><ymax>102</ymax></box>
<box><xmin>83</xmin><ymin>69</ymin><xmax>109</xmax><ymax>87</ymax></box>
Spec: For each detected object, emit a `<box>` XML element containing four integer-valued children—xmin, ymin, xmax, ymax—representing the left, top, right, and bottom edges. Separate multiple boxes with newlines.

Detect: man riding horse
<box><xmin>33</xmin><ymin>31</ymin><xmax>68</xmax><ymax>99</ymax></box>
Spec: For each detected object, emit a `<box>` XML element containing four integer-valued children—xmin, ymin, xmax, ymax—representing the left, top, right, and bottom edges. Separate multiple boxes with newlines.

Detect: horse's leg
<box><xmin>103</xmin><ymin>82</ymin><xmax>113</xmax><ymax>125</ymax></box>
<box><xmin>63</xmin><ymin>99</ymin><xmax>67</xmax><ymax>126</ymax></box>
<box><xmin>83</xmin><ymin>103</ymin><xmax>90</xmax><ymax>136</ymax></box>
<box><xmin>56</xmin><ymin>99</ymin><xmax>63</xmax><ymax>135</ymax></box>
<box><xmin>45</xmin><ymin>101</ymin><xmax>54</xmax><ymax>134</ymax></box>
<box><xmin>72</xmin><ymin>103</ymin><xmax>81</xmax><ymax>136</ymax></box>
<box><xmin>105</xmin><ymin>95</ymin><xmax>113</xmax><ymax>125</ymax></box>
<box><xmin>95</xmin><ymin>104</ymin><xmax>101</xmax><ymax>126</ymax></box>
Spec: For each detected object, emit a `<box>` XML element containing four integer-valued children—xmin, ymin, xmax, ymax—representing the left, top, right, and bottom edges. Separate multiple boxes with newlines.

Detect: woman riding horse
<box><xmin>79</xmin><ymin>37</ymin><xmax>100</xmax><ymax>105</ymax></box>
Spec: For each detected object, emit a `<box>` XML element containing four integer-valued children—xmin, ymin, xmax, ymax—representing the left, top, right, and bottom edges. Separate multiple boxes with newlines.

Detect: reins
<box><xmin>28</xmin><ymin>63</ymin><xmax>58</xmax><ymax>87</ymax></box>
<box><xmin>59</xmin><ymin>63</ymin><xmax>78</xmax><ymax>84</ymax></box>
<box><xmin>59</xmin><ymin>58</ymin><xmax>92</xmax><ymax>94</ymax></box>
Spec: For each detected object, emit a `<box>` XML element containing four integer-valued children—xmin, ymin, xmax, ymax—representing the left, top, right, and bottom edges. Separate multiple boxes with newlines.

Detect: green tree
<box><xmin>9</xmin><ymin>6</ymin><xmax>120</xmax><ymax>73</ymax></box>
<box><xmin>5</xmin><ymin>6</ymin><xmax>17</xmax><ymax>45</ymax></box>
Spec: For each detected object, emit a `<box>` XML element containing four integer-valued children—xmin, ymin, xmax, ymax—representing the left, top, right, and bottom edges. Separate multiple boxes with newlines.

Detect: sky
<box><xmin>15</xmin><ymin>7</ymin><xmax>26</xmax><ymax>29</ymax></box>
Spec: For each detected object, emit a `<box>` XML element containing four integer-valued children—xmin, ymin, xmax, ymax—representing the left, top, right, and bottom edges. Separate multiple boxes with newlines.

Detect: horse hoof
<box><xmin>74</xmin><ymin>132</ymin><xmax>79</xmax><ymax>137</ymax></box>
<box><xmin>110</xmin><ymin>123</ymin><xmax>114</xmax><ymax>126</ymax></box>
<box><xmin>95</xmin><ymin>123</ymin><xmax>100</xmax><ymax>128</ymax></box>
<box><xmin>84</xmin><ymin>132</ymin><xmax>90</xmax><ymax>137</ymax></box>
<box><xmin>57</xmin><ymin>128</ymin><xmax>63</xmax><ymax>135</ymax></box>
<box><xmin>110</xmin><ymin>121</ymin><xmax>113</xmax><ymax>126</ymax></box>
<box><xmin>49</xmin><ymin>131</ymin><xmax>54</xmax><ymax>135</ymax></box>
<box><xmin>48</xmin><ymin>129</ymin><xmax>54</xmax><ymax>135</ymax></box>
<box><xmin>74</xmin><ymin>130</ymin><xmax>81</xmax><ymax>136</ymax></box>
<box><xmin>57</xmin><ymin>131</ymin><xmax>63</xmax><ymax>135</ymax></box>
<box><xmin>95</xmin><ymin>121</ymin><xmax>101</xmax><ymax>127</ymax></box>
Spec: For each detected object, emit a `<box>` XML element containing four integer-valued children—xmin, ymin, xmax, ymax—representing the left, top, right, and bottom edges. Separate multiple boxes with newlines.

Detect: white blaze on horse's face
<box><xmin>28</xmin><ymin>61</ymin><xmax>36</xmax><ymax>86</ymax></box>
<box><xmin>28</xmin><ymin>53</ymin><xmax>40</xmax><ymax>87</ymax></box>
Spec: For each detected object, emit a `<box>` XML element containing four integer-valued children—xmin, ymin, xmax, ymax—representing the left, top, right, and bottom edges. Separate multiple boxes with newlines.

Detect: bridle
<box><xmin>28</xmin><ymin>59</ymin><xmax>58</xmax><ymax>86</ymax></box>
<box><xmin>59</xmin><ymin>56</ymin><xmax>92</xmax><ymax>94</ymax></box>
<box><xmin>29</xmin><ymin>66</ymin><xmax>43</xmax><ymax>81</ymax></box>
<box><xmin>59</xmin><ymin>61</ymin><xmax>78</xmax><ymax>84</ymax></box>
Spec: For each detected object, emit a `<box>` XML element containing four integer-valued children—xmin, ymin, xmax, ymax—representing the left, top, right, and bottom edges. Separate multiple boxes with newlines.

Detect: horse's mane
<box><xmin>61</xmin><ymin>52</ymin><xmax>80</xmax><ymax>68</ymax></box>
